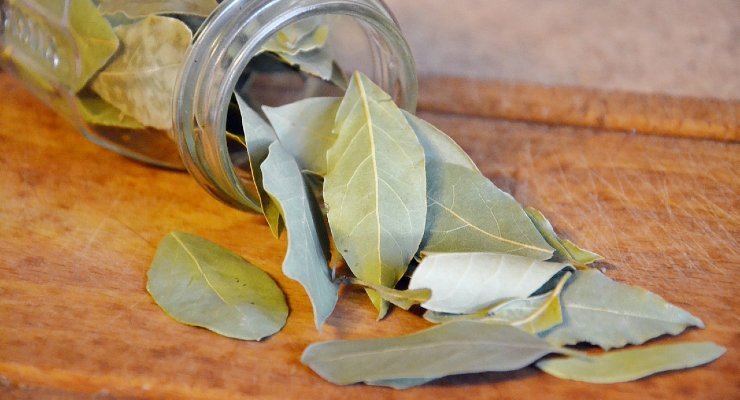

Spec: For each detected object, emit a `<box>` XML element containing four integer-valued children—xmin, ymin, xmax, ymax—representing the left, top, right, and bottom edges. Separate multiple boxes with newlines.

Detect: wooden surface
<box><xmin>1</xmin><ymin>73</ymin><xmax>738</xmax><ymax>399</ymax></box>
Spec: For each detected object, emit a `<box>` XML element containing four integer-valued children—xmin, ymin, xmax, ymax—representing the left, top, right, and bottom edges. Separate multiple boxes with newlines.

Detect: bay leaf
<box><xmin>91</xmin><ymin>15</ymin><xmax>192</xmax><ymax>130</ymax></box>
<box><xmin>98</xmin><ymin>0</ymin><xmax>218</xmax><ymax>18</ymax></box>
<box><xmin>263</xmin><ymin>97</ymin><xmax>341</xmax><ymax>175</ymax></box>
<box><xmin>273</xmin><ymin>48</ymin><xmax>336</xmax><ymax>83</ymax></box>
<box><xmin>235</xmin><ymin>94</ymin><xmax>282</xmax><ymax>237</ymax></box>
<box><xmin>408</xmin><ymin>252</ymin><xmax>571</xmax><ymax>314</ymax></box>
<box><xmin>323</xmin><ymin>71</ymin><xmax>427</xmax><ymax>317</ymax></box>
<box><xmin>261</xmin><ymin>142</ymin><xmax>338</xmax><ymax>329</ymax></box>
<box><xmin>421</xmin><ymin>162</ymin><xmax>554</xmax><ymax>260</ymax></box>
<box><xmin>301</xmin><ymin>320</ymin><xmax>574</xmax><ymax>387</ymax></box>
<box><xmin>33</xmin><ymin>0</ymin><xmax>119</xmax><ymax>91</ymax></box>
<box><xmin>346</xmin><ymin>277</ymin><xmax>431</xmax><ymax>310</ymax></box>
<box><xmin>147</xmin><ymin>231</ymin><xmax>288</xmax><ymax>341</ymax></box>
<box><xmin>260</xmin><ymin>19</ymin><xmax>336</xmax><ymax>82</ymax></box>
<box><xmin>543</xmin><ymin>270</ymin><xmax>704</xmax><ymax>350</ymax></box>
<box><xmin>403</xmin><ymin>111</ymin><xmax>478</xmax><ymax>172</ymax></box>
<box><xmin>525</xmin><ymin>207</ymin><xmax>602</xmax><ymax>267</ymax></box>
<box><xmin>77</xmin><ymin>94</ymin><xmax>144</xmax><ymax>129</ymax></box>
<box><xmin>537</xmin><ymin>342</ymin><xmax>726</xmax><ymax>384</ymax></box>
<box><xmin>366</xmin><ymin>378</ymin><xmax>435</xmax><ymax>390</ymax></box>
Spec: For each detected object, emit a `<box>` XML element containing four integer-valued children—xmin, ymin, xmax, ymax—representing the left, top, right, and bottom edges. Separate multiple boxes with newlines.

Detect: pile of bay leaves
<box><xmin>147</xmin><ymin>69</ymin><xmax>725</xmax><ymax>388</ymax></box>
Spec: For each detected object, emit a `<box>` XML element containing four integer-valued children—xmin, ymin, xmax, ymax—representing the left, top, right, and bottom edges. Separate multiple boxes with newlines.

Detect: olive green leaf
<box><xmin>260</xmin><ymin>142</ymin><xmax>338</xmax><ymax>329</ymax></box>
<box><xmin>421</xmin><ymin>162</ymin><xmax>554</xmax><ymax>259</ymax></box>
<box><xmin>537</xmin><ymin>342</ymin><xmax>726</xmax><ymax>384</ymax></box>
<box><xmin>77</xmin><ymin>94</ymin><xmax>144</xmax><ymax>129</ymax></box>
<box><xmin>543</xmin><ymin>270</ymin><xmax>704</xmax><ymax>350</ymax></box>
<box><xmin>91</xmin><ymin>15</ymin><xmax>192</xmax><ymax>130</ymax></box>
<box><xmin>260</xmin><ymin>19</ymin><xmax>336</xmax><ymax>82</ymax></box>
<box><xmin>263</xmin><ymin>97</ymin><xmax>341</xmax><ymax>175</ymax></box>
<box><xmin>408</xmin><ymin>252</ymin><xmax>571</xmax><ymax>314</ymax></box>
<box><xmin>235</xmin><ymin>94</ymin><xmax>283</xmax><ymax>238</ymax></box>
<box><xmin>345</xmin><ymin>277</ymin><xmax>431</xmax><ymax>310</ymax></box>
<box><xmin>147</xmin><ymin>231</ymin><xmax>288</xmax><ymax>341</ymax></box>
<box><xmin>30</xmin><ymin>0</ymin><xmax>119</xmax><ymax>92</ymax></box>
<box><xmin>403</xmin><ymin>111</ymin><xmax>478</xmax><ymax>172</ymax></box>
<box><xmin>98</xmin><ymin>0</ymin><xmax>218</xmax><ymax>18</ymax></box>
<box><xmin>525</xmin><ymin>207</ymin><xmax>603</xmax><ymax>267</ymax></box>
<box><xmin>323</xmin><ymin>72</ymin><xmax>427</xmax><ymax>317</ymax></box>
<box><xmin>301</xmin><ymin>320</ymin><xmax>576</xmax><ymax>387</ymax></box>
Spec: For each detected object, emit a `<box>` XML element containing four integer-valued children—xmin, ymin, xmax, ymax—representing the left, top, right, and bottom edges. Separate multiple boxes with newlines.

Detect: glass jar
<box><xmin>0</xmin><ymin>0</ymin><xmax>417</xmax><ymax>212</ymax></box>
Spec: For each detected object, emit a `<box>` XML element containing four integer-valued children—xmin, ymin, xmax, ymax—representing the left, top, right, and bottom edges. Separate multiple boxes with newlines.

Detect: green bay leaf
<box><xmin>301</xmin><ymin>320</ymin><xmax>573</xmax><ymax>387</ymax></box>
<box><xmin>77</xmin><ymin>94</ymin><xmax>144</xmax><ymax>129</ymax></box>
<box><xmin>235</xmin><ymin>94</ymin><xmax>283</xmax><ymax>237</ymax></box>
<box><xmin>263</xmin><ymin>97</ymin><xmax>341</xmax><ymax>176</ymax></box>
<box><xmin>91</xmin><ymin>15</ymin><xmax>192</xmax><ymax>130</ymax></box>
<box><xmin>261</xmin><ymin>142</ymin><xmax>338</xmax><ymax>329</ymax></box>
<box><xmin>403</xmin><ymin>111</ymin><xmax>479</xmax><ymax>172</ymax></box>
<box><xmin>147</xmin><ymin>231</ymin><xmax>288</xmax><ymax>341</ymax></box>
<box><xmin>323</xmin><ymin>72</ymin><xmax>427</xmax><ymax>317</ymax></box>
<box><xmin>537</xmin><ymin>342</ymin><xmax>726</xmax><ymax>384</ymax></box>
<box><xmin>422</xmin><ymin>162</ymin><xmax>554</xmax><ymax>259</ymax></box>
<box><xmin>408</xmin><ymin>252</ymin><xmax>571</xmax><ymax>314</ymax></box>
<box><xmin>99</xmin><ymin>0</ymin><xmax>218</xmax><ymax>18</ymax></box>
<box><xmin>33</xmin><ymin>0</ymin><xmax>119</xmax><ymax>91</ymax></box>
<box><xmin>525</xmin><ymin>207</ymin><xmax>603</xmax><ymax>267</ymax></box>
<box><xmin>543</xmin><ymin>270</ymin><xmax>704</xmax><ymax>350</ymax></box>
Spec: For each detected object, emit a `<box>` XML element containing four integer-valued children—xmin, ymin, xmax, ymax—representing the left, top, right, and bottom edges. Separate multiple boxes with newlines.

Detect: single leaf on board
<box><xmin>421</xmin><ymin>162</ymin><xmax>554</xmax><ymax>260</ymax></box>
<box><xmin>543</xmin><ymin>270</ymin><xmax>704</xmax><ymax>350</ymax></box>
<box><xmin>347</xmin><ymin>277</ymin><xmax>431</xmax><ymax>310</ymax></box>
<box><xmin>323</xmin><ymin>72</ymin><xmax>427</xmax><ymax>317</ymax></box>
<box><xmin>98</xmin><ymin>0</ymin><xmax>218</xmax><ymax>18</ymax></box>
<box><xmin>408</xmin><ymin>252</ymin><xmax>571</xmax><ymax>314</ymax></box>
<box><xmin>261</xmin><ymin>142</ymin><xmax>338</xmax><ymax>329</ymax></box>
<box><xmin>537</xmin><ymin>342</ymin><xmax>726</xmax><ymax>384</ymax></box>
<box><xmin>147</xmin><ymin>231</ymin><xmax>288</xmax><ymax>341</ymax></box>
<box><xmin>77</xmin><ymin>95</ymin><xmax>144</xmax><ymax>129</ymax></box>
<box><xmin>301</xmin><ymin>320</ymin><xmax>574</xmax><ymax>387</ymax></box>
<box><xmin>91</xmin><ymin>16</ymin><xmax>192</xmax><ymax>130</ymax></box>
<box><xmin>263</xmin><ymin>97</ymin><xmax>341</xmax><ymax>175</ymax></box>
<box><xmin>525</xmin><ymin>207</ymin><xmax>603</xmax><ymax>267</ymax></box>
<box><xmin>235</xmin><ymin>94</ymin><xmax>282</xmax><ymax>237</ymax></box>
<box><xmin>403</xmin><ymin>111</ymin><xmax>479</xmax><ymax>172</ymax></box>
<box><xmin>33</xmin><ymin>0</ymin><xmax>119</xmax><ymax>91</ymax></box>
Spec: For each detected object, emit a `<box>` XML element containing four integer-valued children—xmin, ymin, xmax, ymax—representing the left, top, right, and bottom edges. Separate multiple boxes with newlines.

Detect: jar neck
<box><xmin>173</xmin><ymin>0</ymin><xmax>417</xmax><ymax>211</ymax></box>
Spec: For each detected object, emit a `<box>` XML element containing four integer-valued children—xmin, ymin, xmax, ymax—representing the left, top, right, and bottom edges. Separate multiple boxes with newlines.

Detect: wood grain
<box><xmin>1</xmin><ymin>74</ymin><xmax>738</xmax><ymax>399</ymax></box>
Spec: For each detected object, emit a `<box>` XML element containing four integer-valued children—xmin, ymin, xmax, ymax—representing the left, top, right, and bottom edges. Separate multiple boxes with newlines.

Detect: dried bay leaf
<box><xmin>77</xmin><ymin>94</ymin><xmax>144</xmax><ymax>129</ymax></box>
<box><xmin>408</xmin><ymin>252</ymin><xmax>571</xmax><ymax>314</ymax></box>
<box><xmin>32</xmin><ymin>0</ymin><xmax>119</xmax><ymax>91</ymax></box>
<box><xmin>525</xmin><ymin>207</ymin><xmax>602</xmax><ymax>267</ymax></box>
<box><xmin>301</xmin><ymin>320</ymin><xmax>574</xmax><ymax>387</ymax></box>
<box><xmin>91</xmin><ymin>16</ymin><xmax>192</xmax><ymax>130</ymax></box>
<box><xmin>261</xmin><ymin>142</ymin><xmax>338</xmax><ymax>328</ymax></box>
<box><xmin>346</xmin><ymin>277</ymin><xmax>431</xmax><ymax>310</ymax></box>
<box><xmin>543</xmin><ymin>270</ymin><xmax>704</xmax><ymax>350</ymax></box>
<box><xmin>403</xmin><ymin>111</ymin><xmax>479</xmax><ymax>172</ymax></box>
<box><xmin>263</xmin><ymin>97</ymin><xmax>341</xmax><ymax>175</ymax></box>
<box><xmin>323</xmin><ymin>72</ymin><xmax>427</xmax><ymax>317</ymax></box>
<box><xmin>99</xmin><ymin>0</ymin><xmax>218</xmax><ymax>18</ymax></box>
<box><xmin>422</xmin><ymin>162</ymin><xmax>554</xmax><ymax>259</ymax></box>
<box><xmin>235</xmin><ymin>94</ymin><xmax>283</xmax><ymax>237</ymax></box>
<box><xmin>147</xmin><ymin>231</ymin><xmax>288</xmax><ymax>341</ymax></box>
<box><xmin>537</xmin><ymin>342</ymin><xmax>726</xmax><ymax>384</ymax></box>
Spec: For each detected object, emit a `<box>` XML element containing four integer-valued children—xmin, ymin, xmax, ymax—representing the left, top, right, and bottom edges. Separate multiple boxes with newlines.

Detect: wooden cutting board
<box><xmin>1</xmin><ymin>73</ymin><xmax>737</xmax><ymax>399</ymax></box>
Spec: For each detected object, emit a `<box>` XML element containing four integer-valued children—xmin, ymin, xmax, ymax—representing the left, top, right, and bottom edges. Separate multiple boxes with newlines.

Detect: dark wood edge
<box><xmin>418</xmin><ymin>77</ymin><xmax>739</xmax><ymax>142</ymax></box>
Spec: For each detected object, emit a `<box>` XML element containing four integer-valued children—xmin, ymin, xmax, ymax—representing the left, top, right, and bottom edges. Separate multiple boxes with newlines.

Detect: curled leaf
<box><xmin>408</xmin><ymin>252</ymin><xmax>571</xmax><ymax>314</ymax></box>
<box><xmin>543</xmin><ymin>270</ymin><xmax>704</xmax><ymax>350</ymax></box>
<box><xmin>346</xmin><ymin>277</ymin><xmax>431</xmax><ymax>310</ymax></box>
<box><xmin>525</xmin><ymin>207</ymin><xmax>602</xmax><ymax>267</ymax></box>
<box><xmin>261</xmin><ymin>143</ymin><xmax>338</xmax><ymax>329</ymax></box>
<box><xmin>147</xmin><ymin>232</ymin><xmax>288</xmax><ymax>341</ymax></box>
